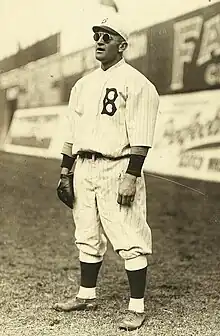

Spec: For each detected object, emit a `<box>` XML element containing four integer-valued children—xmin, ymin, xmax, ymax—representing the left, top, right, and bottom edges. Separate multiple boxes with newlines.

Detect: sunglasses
<box><xmin>93</xmin><ymin>32</ymin><xmax>114</xmax><ymax>44</ymax></box>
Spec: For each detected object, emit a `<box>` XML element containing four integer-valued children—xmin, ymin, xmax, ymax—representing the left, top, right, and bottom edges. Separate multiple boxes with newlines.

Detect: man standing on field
<box><xmin>54</xmin><ymin>15</ymin><xmax>159</xmax><ymax>331</ymax></box>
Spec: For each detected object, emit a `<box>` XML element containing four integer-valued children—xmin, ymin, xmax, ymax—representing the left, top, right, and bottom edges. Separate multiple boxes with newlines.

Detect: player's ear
<box><xmin>118</xmin><ymin>41</ymin><xmax>128</xmax><ymax>53</ymax></box>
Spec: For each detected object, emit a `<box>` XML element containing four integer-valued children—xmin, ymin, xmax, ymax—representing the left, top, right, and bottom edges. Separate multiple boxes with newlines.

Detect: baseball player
<box><xmin>54</xmin><ymin>16</ymin><xmax>159</xmax><ymax>331</ymax></box>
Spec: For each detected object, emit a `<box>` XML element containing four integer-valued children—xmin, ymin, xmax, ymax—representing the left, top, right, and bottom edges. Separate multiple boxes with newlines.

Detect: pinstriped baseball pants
<box><xmin>72</xmin><ymin>156</ymin><xmax>152</xmax><ymax>261</ymax></box>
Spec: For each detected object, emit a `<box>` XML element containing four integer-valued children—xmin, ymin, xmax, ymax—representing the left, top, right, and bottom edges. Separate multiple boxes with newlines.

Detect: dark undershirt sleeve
<box><xmin>61</xmin><ymin>154</ymin><xmax>76</xmax><ymax>170</ymax></box>
<box><xmin>126</xmin><ymin>154</ymin><xmax>146</xmax><ymax>177</ymax></box>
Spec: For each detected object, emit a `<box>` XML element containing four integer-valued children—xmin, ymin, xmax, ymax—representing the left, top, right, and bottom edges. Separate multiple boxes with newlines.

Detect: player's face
<box><xmin>94</xmin><ymin>29</ymin><xmax>124</xmax><ymax>66</ymax></box>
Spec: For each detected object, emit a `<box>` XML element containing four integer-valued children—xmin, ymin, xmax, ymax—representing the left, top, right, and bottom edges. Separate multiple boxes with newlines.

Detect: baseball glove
<box><xmin>57</xmin><ymin>173</ymin><xmax>74</xmax><ymax>209</ymax></box>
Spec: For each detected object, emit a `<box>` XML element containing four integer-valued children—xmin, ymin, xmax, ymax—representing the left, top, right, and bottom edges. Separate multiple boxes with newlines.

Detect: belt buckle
<box><xmin>92</xmin><ymin>153</ymin><xmax>96</xmax><ymax>161</ymax></box>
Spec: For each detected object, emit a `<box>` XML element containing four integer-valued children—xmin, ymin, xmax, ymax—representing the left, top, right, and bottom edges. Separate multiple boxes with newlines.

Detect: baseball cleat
<box><xmin>53</xmin><ymin>297</ymin><xmax>97</xmax><ymax>312</ymax></box>
<box><xmin>118</xmin><ymin>310</ymin><xmax>146</xmax><ymax>331</ymax></box>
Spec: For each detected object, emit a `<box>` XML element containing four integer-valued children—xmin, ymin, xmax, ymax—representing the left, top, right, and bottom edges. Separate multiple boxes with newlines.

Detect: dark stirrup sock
<box><xmin>80</xmin><ymin>261</ymin><xmax>102</xmax><ymax>288</ymax></box>
<box><xmin>126</xmin><ymin>267</ymin><xmax>147</xmax><ymax>298</ymax></box>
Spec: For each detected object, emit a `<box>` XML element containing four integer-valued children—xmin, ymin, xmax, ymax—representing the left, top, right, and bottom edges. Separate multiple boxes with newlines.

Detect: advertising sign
<box><xmin>147</xmin><ymin>2</ymin><xmax>220</xmax><ymax>94</ymax></box>
<box><xmin>4</xmin><ymin>106</ymin><xmax>66</xmax><ymax>158</ymax></box>
<box><xmin>145</xmin><ymin>90</ymin><xmax>220</xmax><ymax>182</ymax></box>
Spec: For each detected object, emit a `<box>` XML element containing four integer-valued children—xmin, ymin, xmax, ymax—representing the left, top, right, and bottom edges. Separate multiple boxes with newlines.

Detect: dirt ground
<box><xmin>0</xmin><ymin>151</ymin><xmax>219</xmax><ymax>336</ymax></box>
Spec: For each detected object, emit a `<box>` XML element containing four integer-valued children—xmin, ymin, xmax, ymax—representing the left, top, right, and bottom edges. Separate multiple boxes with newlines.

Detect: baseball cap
<box><xmin>92</xmin><ymin>16</ymin><xmax>129</xmax><ymax>42</ymax></box>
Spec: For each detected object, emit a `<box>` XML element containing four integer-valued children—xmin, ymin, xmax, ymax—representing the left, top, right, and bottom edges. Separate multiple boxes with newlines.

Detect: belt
<box><xmin>77</xmin><ymin>151</ymin><xmax>130</xmax><ymax>161</ymax></box>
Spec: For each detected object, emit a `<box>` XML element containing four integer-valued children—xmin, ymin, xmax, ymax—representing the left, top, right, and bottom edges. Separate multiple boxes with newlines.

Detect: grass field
<box><xmin>0</xmin><ymin>151</ymin><xmax>219</xmax><ymax>336</ymax></box>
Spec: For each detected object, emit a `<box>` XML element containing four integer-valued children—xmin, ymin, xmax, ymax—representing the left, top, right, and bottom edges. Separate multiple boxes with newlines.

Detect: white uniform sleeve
<box><xmin>64</xmin><ymin>84</ymin><xmax>79</xmax><ymax>144</ymax></box>
<box><xmin>125</xmin><ymin>82</ymin><xmax>159</xmax><ymax>147</ymax></box>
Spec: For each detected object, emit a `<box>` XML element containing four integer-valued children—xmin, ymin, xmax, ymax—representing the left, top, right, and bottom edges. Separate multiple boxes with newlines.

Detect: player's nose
<box><xmin>97</xmin><ymin>40</ymin><xmax>105</xmax><ymax>46</ymax></box>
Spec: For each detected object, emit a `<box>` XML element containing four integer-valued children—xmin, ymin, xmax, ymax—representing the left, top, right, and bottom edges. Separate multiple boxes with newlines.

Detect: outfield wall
<box><xmin>3</xmin><ymin>90</ymin><xmax>220</xmax><ymax>183</ymax></box>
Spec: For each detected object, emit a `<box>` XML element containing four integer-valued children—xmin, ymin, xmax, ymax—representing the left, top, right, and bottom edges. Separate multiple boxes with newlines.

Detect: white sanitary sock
<box><xmin>77</xmin><ymin>286</ymin><xmax>96</xmax><ymax>299</ymax></box>
<box><xmin>128</xmin><ymin>298</ymin><xmax>144</xmax><ymax>313</ymax></box>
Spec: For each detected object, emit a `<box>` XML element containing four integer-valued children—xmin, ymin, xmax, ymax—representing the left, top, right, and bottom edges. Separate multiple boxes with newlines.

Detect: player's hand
<box><xmin>57</xmin><ymin>172</ymin><xmax>74</xmax><ymax>209</ymax></box>
<box><xmin>117</xmin><ymin>173</ymin><xmax>137</xmax><ymax>206</ymax></box>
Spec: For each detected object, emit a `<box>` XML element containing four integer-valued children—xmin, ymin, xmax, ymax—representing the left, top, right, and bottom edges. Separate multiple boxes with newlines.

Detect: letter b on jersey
<box><xmin>101</xmin><ymin>88</ymin><xmax>118</xmax><ymax>116</ymax></box>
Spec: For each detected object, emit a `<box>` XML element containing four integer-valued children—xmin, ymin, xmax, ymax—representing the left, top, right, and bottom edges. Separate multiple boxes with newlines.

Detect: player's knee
<box><xmin>124</xmin><ymin>255</ymin><xmax>148</xmax><ymax>271</ymax></box>
<box><xmin>79</xmin><ymin>250</ymin><xmax>104</xmax><ymax>263</ymax></box>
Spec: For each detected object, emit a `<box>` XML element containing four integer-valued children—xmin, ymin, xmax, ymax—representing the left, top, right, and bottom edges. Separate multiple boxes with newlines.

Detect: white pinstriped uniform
<box><xmin>65</xmin><ymin>58</ymin><xmax>159</xmax><ymax>261</ymax></box>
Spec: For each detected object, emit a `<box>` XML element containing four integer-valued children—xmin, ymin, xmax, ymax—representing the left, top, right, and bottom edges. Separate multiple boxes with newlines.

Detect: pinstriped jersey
<box><xmin>65</xmin><ymin>59</ymin><xmax>159</xmax><ymax>157</ymax></box>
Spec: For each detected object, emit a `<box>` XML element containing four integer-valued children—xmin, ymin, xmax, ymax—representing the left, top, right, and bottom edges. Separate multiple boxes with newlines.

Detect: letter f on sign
<box><xmin>171</xmin><ymin>16</ymin><xmax>203</xmax><ymax>91</ymax></box>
